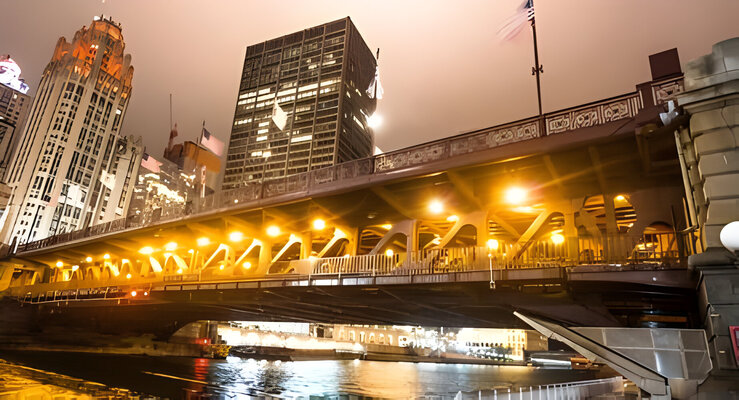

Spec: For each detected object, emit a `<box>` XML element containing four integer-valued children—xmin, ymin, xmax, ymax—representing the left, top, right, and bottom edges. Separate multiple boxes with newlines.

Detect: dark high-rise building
<box><xmin>223</xmin><ymin>17</ymin><xmax>377</xmax><ymax>189</ymax></box>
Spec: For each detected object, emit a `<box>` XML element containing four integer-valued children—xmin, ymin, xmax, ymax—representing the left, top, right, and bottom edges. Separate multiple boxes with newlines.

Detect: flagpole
<box><xmin>374</xmin><ymin>48</ymin><xmax>380</xmax><ymax>101</ymax></box>
<box><xmin>530</xmin><ymin>13</ymin><xmax>543</xmax><ymax>119</ymax></box>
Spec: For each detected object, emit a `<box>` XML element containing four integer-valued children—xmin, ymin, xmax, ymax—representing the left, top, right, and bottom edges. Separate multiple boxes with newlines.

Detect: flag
<box><xmin>141</xmin><ymin>153</ymin><xmax>162</xmax><ymax>173</ymax></box>
<box><xmin>366</xmin><ymin>66</ymin><xmax>384</xmax><ymax>99</ymax></box>
<box><xmin>271</xmin><ymin>98</ymin><xmax>288</xmax><ymax>130</ymax></box>
<box><xmin>497</xmin><ymin>0</ymin><xmax>535</xmax><ymax>41</ymax></box>
<box><xmin>200</xmin><ymin>127</ymin><xmax>224</xmax><ymax>156</ymax></box>
<box><xmin>99</xmin><ymin>169</ymin><xmax>115</xmax><ymax>190</ymax></box>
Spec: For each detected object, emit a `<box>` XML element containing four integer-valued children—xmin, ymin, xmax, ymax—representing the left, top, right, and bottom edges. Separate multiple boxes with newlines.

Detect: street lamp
<box><xmin>487</xmin><ymin>239</ymin><xmax>499</xmax><ymax>289</ymax></box>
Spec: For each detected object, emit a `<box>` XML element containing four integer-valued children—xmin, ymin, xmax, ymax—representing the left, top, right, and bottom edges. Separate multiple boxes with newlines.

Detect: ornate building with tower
<box><xmin>0</xmin><ymin>16</ymin><xmax>142</xmax><ymax>245</ymax></box>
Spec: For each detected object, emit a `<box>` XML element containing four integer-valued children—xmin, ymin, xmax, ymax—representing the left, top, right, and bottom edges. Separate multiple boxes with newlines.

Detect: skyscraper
<box><xmin>223</xmin><ymin>17</ymin><xmax>377</xmax><ymax>189</ymax></box>
<box><xmin>0</xmin><ymin>16</ymin><xmax>141</xmax><ymax>245</ymax></box>
<box><xmin>0</xmin><ymin>56</ymin><xmax>32</xmax><ymax>174</ymax></box>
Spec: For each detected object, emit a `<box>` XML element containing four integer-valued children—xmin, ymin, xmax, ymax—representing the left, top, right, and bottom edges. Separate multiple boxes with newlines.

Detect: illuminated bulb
<box><xmin>85</xmin><ymin>257</ymin><xmax>93</xmax><ymax>263</ymax></box>
<box><xmin>385</xmin><ymin>249</ymin><xmax>394</xmax><ymax>257</ymax></box>
<box><xmin>72</xmin><ymin>265</ymin><xmax>79</xmax><ymax>271</ymax></box>
<box><xmin>103</xmin><ymin>253</ymin><xmax>111</xmax><ymax>260</ymax></box>
<box><xmin>126</xmin><ymin>273</ymin><xmax>132</xmax><ymax>279</ymax></box>
<box><xmin>446</xmin><ymin>215</ymin><xmax>459</xmax><ymax>222</ymax></box>
<box><xmin>144</xmin><ymin>291</ymin><xmax>149</xmax><ymax>296</ymax></box>
<box><xmin>242</xmin><ymin>262</ymin><xmax>252</xmax><ymax>269</ymax></box>
<box><xmin>188</xmin><ymin>249</ymin><xmax>194</xmax><ymax>254</ymax></box>
<box><xmin>197</xmin><ymin>237</ymin><xmax>210</xmax><ymax>246</ymax></box>
<box><xmin>615</xmin><ymin>194</ymin><xmax>626</xmax><ymax>202</ymax></box>
<box><xmin>428</xmin><ymin>200</ymin><xmax>444</xmax><ymax>214</ymax></box>
<box><xmin>313</xmin><ymin>218</ymin><xmax>326</xmax><ymax>230</ymax></box>
<box><xmin>367</xmin><ymin>114</ymin><xmax>383</xmax><ymax>129</ymax></box>
<box><xmin>486</xmin><ymin>239</ymin><xmax>500</xmax><ymax>250</ymax></box>
<box><xmin>131</xmin><ymin>291</ymin><xmax>137</xmax><ymax>297</ymax></box>
<box><xmin>229</xmin><ymin>231</ymin><xmax>244</xmax><ymax>242</ymax></box>
<box><xmin>177</xmin><ymin>269</ymin><xmax>183</xmax><ymax>274</ymax></box>
<box><xmin>164</xmin><ymin>242</ymin><xmax>178</xmax><ymax>251</ymax></box>
<box><xmin>266</xmin><ymin>225</ymin><xmax>280</xmax><ymax>237</ymax></box>
<box><xmin>219</xmin><ymin>265</ymin><xmax>225</xmax><ymax>270</ymax></box>
<box><xmin>56</xmin><ymin>261</ymin><xmax>63</xmax><ymax>268</ymax></box>
<box><xmin>551</xmin><ymin>233</ymin><xmax>565</xmax><ymax>245</ymax></box>
<box><xmin>505</xmin><ymin>187</ymin><xmax>527</xmax><ymax>205</ymax></box>
<box><xmin>381</xmin><ymin>224</ymin><xmax>392</xmax><ymax>230</ymax></box>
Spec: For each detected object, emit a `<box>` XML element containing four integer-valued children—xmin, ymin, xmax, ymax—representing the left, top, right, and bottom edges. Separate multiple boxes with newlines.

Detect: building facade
<box><xmin>164</xmin><ymin>140</ymin><xmax>221</xmax><ymax>194</ymax></box>
<box><xmin>223</xmin><ymin>17</ymin><xmax>377</xmax><ymax>189</ymax></box>
<box><xmin>0</xmin><ymin>16</ymin><xmax>140</xmax><ymax>245</ymax></box>
<box><xmin>128</xmin><ymin>156</ymin><xmax>194</xmax><ymax>223</ymax></box>
<box><xmin>455</xmin><ymin>328</ymin><xmax>548</xmax><ymax>360</ymax></box>
<box><xmin>0</xmin><ymin>56</ymin><xmax>32</xmax><ymax>174</ymax></box>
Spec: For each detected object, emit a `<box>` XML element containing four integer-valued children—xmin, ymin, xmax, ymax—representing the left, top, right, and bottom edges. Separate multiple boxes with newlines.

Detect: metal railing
<box><xmin>16</xmin><ymin>76</ymin><xmax>681</xmax><ymax>253</ymax></box>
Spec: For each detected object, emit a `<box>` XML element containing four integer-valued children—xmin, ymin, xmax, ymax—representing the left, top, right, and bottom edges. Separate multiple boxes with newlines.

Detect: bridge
<box><xmin>0</xmin><ymin>69</ymin><xmax>696</xmax><ymax>334</ymax></box>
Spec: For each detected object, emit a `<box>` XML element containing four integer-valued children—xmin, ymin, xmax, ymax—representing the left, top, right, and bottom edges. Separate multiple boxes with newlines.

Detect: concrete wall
<box><xmin>677</xmin><ymin>38</ymin><xmax>739</xmax><ymax>377</ymax></box>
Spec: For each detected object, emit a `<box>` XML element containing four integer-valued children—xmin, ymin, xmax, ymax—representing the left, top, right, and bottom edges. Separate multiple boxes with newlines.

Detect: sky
<box><xmin>2</xmin><ymin>0</ymin><xmax>738</xmax><ymax>158</ymax></box>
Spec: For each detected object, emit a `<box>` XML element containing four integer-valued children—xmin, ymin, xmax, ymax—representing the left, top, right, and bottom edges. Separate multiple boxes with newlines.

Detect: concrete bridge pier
<box><xmin>675</xmin><ymin>37</ymin><xmax>739</xmax><ymax>395</ymax></box>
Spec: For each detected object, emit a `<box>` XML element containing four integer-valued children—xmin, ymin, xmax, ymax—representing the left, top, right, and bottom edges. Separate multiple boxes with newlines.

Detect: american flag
<box><xmin>141</xmin><ymin>153</ymin><xmax>162</xmax><ymax>173</ymax></box>
<box><xmin>498</xmin><ymin>0</ymin><xmax>535</xmax><ymax>41</ymax></box>
<box><xmin>200</xmin><ymin>127</ymin><xmax>224</xmax><ymax>156</ymax></box>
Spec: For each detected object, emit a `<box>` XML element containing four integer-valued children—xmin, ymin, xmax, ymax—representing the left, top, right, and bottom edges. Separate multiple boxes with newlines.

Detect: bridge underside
<box><xmin>2</xmin><ymin>268</ymin><xmax>697</xmax><ymax>341</ymax></box>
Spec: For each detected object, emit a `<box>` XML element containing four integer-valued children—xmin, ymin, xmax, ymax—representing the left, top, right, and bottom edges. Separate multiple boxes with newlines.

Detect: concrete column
<box><xmin>677</xmin><ymin>38</ymin><xmax>739</xmax><ymax>378</ymax></box>
<box><xmin>677</xmin><ymin>37</ymin><xmax>739</xmax><ymax>262</ymax></box>
<box><xmin>300</xmin><ymin>232</ymin><xmax>313</xmax><ymax>259</ymax></box>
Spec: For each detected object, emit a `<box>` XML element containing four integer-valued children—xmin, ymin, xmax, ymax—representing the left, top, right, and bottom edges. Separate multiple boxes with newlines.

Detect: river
<box><xmin>0</xmin><ymin>351</ymin><xmax>613</xmax><ymax>399</ymax></box>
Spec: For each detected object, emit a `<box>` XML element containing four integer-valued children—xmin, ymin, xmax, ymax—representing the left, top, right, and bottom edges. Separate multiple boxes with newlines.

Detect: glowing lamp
<box><xmin>429</xmin><ymin>200</ymin><xmax>444</xmax><ymax>214</ymax></box>
<box><xmin>55</xmin><ymin>261</ymin><xmax>63</xmax><ymax>268</ymax></box>
<box><xmin>615</xmin><ymin>194</ymin><xmax>626</xmax><ymax>202</ymax></box>
<box><xmin>131</xmin><ymin>291</ymin><xmax>137</xmax><ymax>297</ymax></box>
<box><xmin>197</xmin><ymin>237</ymin><xmax>210</xmax><ymax>246</ymax></box>
<box><xmin>242</xmin><ymin>261</ymin><xmax>252</xmax><ymax>269</ymax></box>
<box><xmin>367</xmin><ymin>114</ymin><xmax>383</xmax><ymax>129</ymax></box>
<box><xmin>505</xmin><ymin>187</ymin><xmax>527</xmax><ymax>205</ymax></box>
<box><xmin>72</xmin><ymin>265</ymin><xmax>79</xmax><ymax>271</ymax></box>
<box><xmin>551</xmin><ymin>233</ymin><xmax>565</xmax><ymax>245</ymax></box>
<box><xmin>446</xmin><ymin>215</ymin><xmax>459</xmax><ymax>222</ymax></box>
<box><xmin>139</xmin><ymin>246</ymin><xmax>154</xmax><ymax>255</ymax></box>
<box><xmin>219</xmin><ymin>265</ymin><xmax>225</xmax><ymax>270</ymax></box>
<box><xmin>313</xmin><ymin>218</ymin><xmax>326</xmax><ymax>230</ymax></box>
<box><xmin>126</xmin><ymin>273</ymin><xmax>132</xmax><ymax>279</ymax></box>
<box><xmin>486</xmin><ymin>239</ymin><xmax>499</xmax><ymax>251</ymax></box>
<box><xmin>229</xmin><ymin>231</ymin><xmax>244</xmax><ymax>242</ymax></box>
<box><xmin>85</xmin><ymin>256</ymin><xmax>93</xmax><ymax>263</ymax></box>
<box><xmin>385</xmin><ymin>249</ymin><xmax>394</xmax><ymax>257</ymax></box>
<box><xmin>720</xmin><ymin>221</ymin><xmax>739</xmax><ymax>252</ymax></box>
<box><xmin>164</xmin><ymin>242</ymin><xmax>178</xmax><ymax>251</ymax></box>
<box><xmin>103</xmin><ymin>253</ymin><xmax>111</xmax><ymax>260</ymax></box>
<box><xmin>381</xmin><ymin>224</ymin><xmax>392</xmax><ymax>230</ymax></box>
<box><xmin>266</xmin><ymin>225</ymin><xmax>281</xmax><ymax>237</ymax></box>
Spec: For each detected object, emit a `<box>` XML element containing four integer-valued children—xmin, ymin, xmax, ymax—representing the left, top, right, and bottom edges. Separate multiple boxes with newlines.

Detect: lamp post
<box><xmin>487</xmin><ymin>239</ymin><xmax>499</xmax><ymax>289</ymax></box>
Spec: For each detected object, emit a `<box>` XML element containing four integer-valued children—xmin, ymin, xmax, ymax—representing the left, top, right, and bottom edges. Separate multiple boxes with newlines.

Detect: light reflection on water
<box><xmin>207</xmin><ymin>357</ymin><xmax>599</xmax><ymax>399</ymax></box>
<box><xmin>1</xmin><ymin>352</ymin><xmax>610</xmax><ymax>399</ymax></box>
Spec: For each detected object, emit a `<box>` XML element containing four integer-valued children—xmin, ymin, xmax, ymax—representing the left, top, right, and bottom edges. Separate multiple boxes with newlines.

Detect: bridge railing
<box><xmin>16</xmin><ymin>76</ymin><xmax>682</xmax><ymax>253</ymax></box>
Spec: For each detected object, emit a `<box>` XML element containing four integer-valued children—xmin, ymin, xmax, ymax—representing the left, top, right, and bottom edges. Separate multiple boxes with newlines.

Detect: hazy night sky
<box><xmin>2</xmin><ymin>0</ymin><xmax>738</xmax><ymax>158</ymax></box>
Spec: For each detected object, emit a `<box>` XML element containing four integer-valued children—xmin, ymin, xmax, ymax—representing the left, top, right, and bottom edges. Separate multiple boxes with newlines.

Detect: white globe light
<box><xmin>720</xmin><ymin>221</ymin><xmax>739</xmax><ymax>252</ymax></box>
